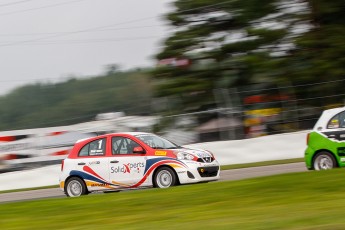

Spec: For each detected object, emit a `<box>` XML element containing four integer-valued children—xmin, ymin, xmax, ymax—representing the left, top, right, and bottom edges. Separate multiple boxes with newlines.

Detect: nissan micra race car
<box><xmin>305</xmin><ymin>107</ymin><xmax>345</xmax><ymax>170</ymax></box>
<box><xmin>60</xmin><ymin>132</ymin><xmax>220</xmax><ymax>197</ymax></box>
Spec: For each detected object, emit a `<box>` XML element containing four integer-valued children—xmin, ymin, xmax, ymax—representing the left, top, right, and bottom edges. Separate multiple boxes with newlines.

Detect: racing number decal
<box><xmin>98</xmin><ymin>139</ymin><xmax>103</xmax><ymax>149</ymax></box>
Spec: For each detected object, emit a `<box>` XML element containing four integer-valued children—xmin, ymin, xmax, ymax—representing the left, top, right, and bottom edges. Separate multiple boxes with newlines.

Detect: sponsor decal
<box><xmin>340</xmin><ymin>158</ymin><xmax>345</xmax><ymax>162</ymax></box>
<box><xmin>90</xmin><ymin>149</ymin><xmax>104</xmax><ymax>155</ymax></box>
<box><xmin>111</xmin><ymin>162</ymin><xmax>145</xmax><ymax>174</ymax></box>
<box><xmin>89</xmin><ymin>161</ymin><xmax>100</xmax><ymax>165</ymax></box>
<box><xmin>155</xmin><ymin>151</ymin><xmax>167</xmax><ymax>156</ymax></box>
<box><xmin>90</xmin><ymin>183</ymin><xmax>107</xmax><ymax>187</ymax></box>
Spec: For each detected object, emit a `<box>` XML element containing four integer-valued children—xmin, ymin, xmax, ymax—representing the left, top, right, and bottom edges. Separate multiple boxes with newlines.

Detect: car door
<box><xmin>109</xmin><ymin>136</ymin><xmax>147</xmax><ymax>188</ymax></box>
<box><xmin>76</xmin><ymin>137</ymin><xmax>110</xmax><ymax>191</ymax></box>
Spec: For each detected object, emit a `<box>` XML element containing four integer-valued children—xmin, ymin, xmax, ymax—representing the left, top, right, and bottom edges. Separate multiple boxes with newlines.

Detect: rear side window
<box><xmin>327</xmin><ymin>111</ymin><xmax>345</xmax><ymax>129</ymax></box>
<box><xmin>79</xmin><ymin>138</ymin><xmax>106</xmax><ymax>156</ymax></box>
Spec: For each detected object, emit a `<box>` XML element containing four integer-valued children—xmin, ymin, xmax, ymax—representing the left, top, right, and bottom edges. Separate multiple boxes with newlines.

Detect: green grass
<box><xmin>1</xmin><ymin>169</ymin><xmax>345</xmax><ymax>229</ymax></box>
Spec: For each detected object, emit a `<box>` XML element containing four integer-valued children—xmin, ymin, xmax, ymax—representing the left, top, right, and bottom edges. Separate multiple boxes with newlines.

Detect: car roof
<box><xmin>314</xmin><ymin>107</ymin><xmax>345</xmax><ymax>130</ymax></box>
<box><xmin>121</xmin><ymin>132</ymin><xmax>152</xmax><ymax>136</ymax></box>
<box><xmin>75</xmin><ymin>132</ymin><xmax>154</xmax><ymax>143</ymax></box>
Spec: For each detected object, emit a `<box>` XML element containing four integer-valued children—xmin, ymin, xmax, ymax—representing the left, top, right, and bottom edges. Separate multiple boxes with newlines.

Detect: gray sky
<box><xmin>0</xmin><ymin>0</ymin><xmax>174</xmax><ymax>94</ymax></box>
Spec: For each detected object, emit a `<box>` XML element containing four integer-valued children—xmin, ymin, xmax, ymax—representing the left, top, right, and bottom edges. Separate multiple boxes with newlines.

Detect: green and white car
<box><xmin>305</xmin><ymin>107</ymin><xmax>345</xmax><ymax>170</ymax></box>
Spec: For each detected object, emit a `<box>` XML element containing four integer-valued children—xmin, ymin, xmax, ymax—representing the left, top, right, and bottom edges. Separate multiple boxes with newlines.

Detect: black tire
<box><xmin>64</xmin><ymin>177</ymin><xmax>88</xmax><ymax>197</ymax></box>
<box><xmin>153</xmin><ymin>167</ymin><xmax>177</xmax><ymax>188</ymax></box>
<box><xmin>313</xmin><ymin>152</ymin><xmax>337</xmax><ymax>170</ymax></box>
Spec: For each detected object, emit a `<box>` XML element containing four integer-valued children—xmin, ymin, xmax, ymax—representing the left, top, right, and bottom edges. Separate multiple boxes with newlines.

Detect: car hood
<box><xmin>173</xmin><ymin>147</ymin><xmax>213</xmax><ymax>158</ymax></box>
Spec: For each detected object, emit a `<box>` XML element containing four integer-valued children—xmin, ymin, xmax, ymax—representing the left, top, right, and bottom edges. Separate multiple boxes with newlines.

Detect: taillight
<box><xmin>61</xmin><ymin>159</ymin><xmax>64</xmax><ymax>171</ymax></box>
<box><xmin>306</xmin><ymin>133</ymin><xmax>310</xmax><ymax>145</ymax></box>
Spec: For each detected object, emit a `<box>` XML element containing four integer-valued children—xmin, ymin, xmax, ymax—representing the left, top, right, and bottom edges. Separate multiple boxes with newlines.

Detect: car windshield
<box><xmin>135</xmin><ymin>134</ymin><xmax>180</xmax><ymax>149</ymax></box>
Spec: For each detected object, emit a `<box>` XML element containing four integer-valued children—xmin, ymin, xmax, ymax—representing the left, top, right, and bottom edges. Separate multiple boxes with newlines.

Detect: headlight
<box><xmin>176</xmin><ymin>152</ymin><xmax>195</xmax><ymax>161</ymax></box>
<box><xmin>205</xmin><ymin>150</ymin><xmax>215</xmax><ymax>159</ymax></box>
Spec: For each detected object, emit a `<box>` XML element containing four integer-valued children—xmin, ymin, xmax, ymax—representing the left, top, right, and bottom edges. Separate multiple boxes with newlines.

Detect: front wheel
<box><xmin>313</xmin><ymin>152</ymin><xmax>336</xmax><ymax>170</ymax></box>
<box><xmin>153</xmin><ymin>167</ymin><xmax>177</xmax><ymax>188</ymax></box>
<box><xmin>64</xmin><ymin>177</ymin><xmax>88</xmax><ymax>197</ymax></box>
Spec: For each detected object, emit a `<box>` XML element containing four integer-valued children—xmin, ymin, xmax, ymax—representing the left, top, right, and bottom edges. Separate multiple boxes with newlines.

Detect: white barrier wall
<box><xmin>186</xmin><ymin>130</ymin><xmax>309</xmax><ymax>165</ymax></box>
<box><xmin>0</xmin><ymin>165</ymin><xmax>61</xmax><ymax>191</ymax></box>
<box><xmin>0</xmin><ymin>131</ymin><xmax>309</xmax><ymax>191</ymax></box>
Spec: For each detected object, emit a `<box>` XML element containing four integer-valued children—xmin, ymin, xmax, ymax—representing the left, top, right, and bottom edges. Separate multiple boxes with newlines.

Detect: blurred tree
<box><xmin>105</xmin><ymin>64</ymin><xmax>121</xmax><ymax>74</ymax></box>
<box><xmin>287</xmin><ymin>0</ymin><xmax>345</xmax><ymax>108</ymax></box>
<box><xmin>152</xmin><ymin>0</ymin><xmax>292</xmax><ymax>113</ymax></box>
<box><xmin>153</xmin><ymin>0</ymin><xmax>345</xmax><ymax>131</ymax></box>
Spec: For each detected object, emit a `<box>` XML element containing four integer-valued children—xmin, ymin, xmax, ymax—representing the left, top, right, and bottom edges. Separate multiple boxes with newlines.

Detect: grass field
<box><xmin>1</xmin><ymin>169</ymin><xmax>345</xmax><ymax>229</ymax></box>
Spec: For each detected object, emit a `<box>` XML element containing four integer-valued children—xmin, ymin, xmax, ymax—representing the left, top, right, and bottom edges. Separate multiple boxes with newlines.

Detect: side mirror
<box><xmin>133</xmin><ymin>146</ymin><xmax>145</xmax><ymax>154</ymax></box>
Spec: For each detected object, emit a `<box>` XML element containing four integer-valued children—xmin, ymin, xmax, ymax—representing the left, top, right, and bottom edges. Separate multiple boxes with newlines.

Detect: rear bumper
<box><xmin>304</xmin><ymin>146</ymin><xmax>314</xmax><ymax>170</ymax></box>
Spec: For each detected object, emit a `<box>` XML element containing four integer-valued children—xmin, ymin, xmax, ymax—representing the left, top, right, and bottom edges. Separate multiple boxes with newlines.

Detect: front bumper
<box><xmin>176</xmin><ymin>160</ymin><xmax>220</xmax><ymax>184</ymax></box>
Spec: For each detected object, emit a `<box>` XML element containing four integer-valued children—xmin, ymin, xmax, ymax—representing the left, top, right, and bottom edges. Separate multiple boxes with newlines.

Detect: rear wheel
<box><xmin>313</xmin><ymin>152</ymin><xmax>336</xmax><ymax>170</ymax></box>
<box><xmin>153</xmin><ymin>167</ymin><xmax>176</xmax><ymax>188</ymax></box>
<box><xmin>64</xmin><ymin>177</ymin><xmax>88</xmax><ymax>197</ymax></box>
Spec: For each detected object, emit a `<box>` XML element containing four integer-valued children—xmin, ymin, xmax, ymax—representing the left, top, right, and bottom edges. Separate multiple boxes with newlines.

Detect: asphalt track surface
<box><xmin>0</xmin><ymin>162</ymin><xmax>307</xmax><ymax>203</ymax></box>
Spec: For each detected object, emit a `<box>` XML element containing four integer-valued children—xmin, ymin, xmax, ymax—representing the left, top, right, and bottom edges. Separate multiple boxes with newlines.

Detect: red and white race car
<box><xmin>59</xmin><ymin>132</ymin><xmax>220</xmax><ymax>197</ymax></box>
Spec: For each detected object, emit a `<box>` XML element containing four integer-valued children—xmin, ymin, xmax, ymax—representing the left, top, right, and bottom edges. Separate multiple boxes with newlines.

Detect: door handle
<box><xmin>110</xmin><ymin>160</ymin><xmax>119</xmax><ymax>163</ymax></box>
<box><xmin>78</xmin><ymin>162</ymin><xmax>86</xmax><ymax>165</ymax></box>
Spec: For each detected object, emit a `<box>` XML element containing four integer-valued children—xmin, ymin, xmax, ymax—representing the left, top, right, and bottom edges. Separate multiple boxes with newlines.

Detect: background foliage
<box><xmin>153</xmin><ymin>0</ymin><xmax>345</xmax><ymax>111</ymax></box>
<box><xmin>0</xmin><ymin>0</ymin><xmax>344</xmax><ymax>134</ymax></box>
<box><xmin>0</xmin><ymin>69</ymin><xmax>152</xmax><ymax>130</ymax></box>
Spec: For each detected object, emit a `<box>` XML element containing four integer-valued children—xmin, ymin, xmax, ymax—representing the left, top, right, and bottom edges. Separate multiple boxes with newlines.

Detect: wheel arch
<box><xmin>64</xmin><ymin>175</ymin><xmax>89</xmax><ymax>192</ymax></box>
<box><xmin>152</xmin><ymin>164</ymin><xmax>180</xmax><ymax>186</ymax></box>
<box><xmin>312</xmin><ymin>149</ymin><xmax>339</xmax><ymax>168</ymax></box>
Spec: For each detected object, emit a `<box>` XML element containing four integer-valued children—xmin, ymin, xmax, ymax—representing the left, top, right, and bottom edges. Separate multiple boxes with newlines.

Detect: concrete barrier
<box><xmin>0</xmin><ymin>131</ymin><xmax>309</xmax><ymax>191</ymax></box>
<box><xmin>186</xmin><ymin>130</ymin><xmax>308</xmax><ymax>165</ymax></box>
<box><xmin>0</xmin><ymin>165</ymin><xmax>61</xmax><ymax>191</ymax></box>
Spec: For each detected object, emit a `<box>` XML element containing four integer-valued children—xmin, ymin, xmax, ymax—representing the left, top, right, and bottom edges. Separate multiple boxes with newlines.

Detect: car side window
<box><xmin>327</xmin><ymin>111</ymin><xmax>345</xmax><ymax>129</ymax></box>
<box><xmin>112</xmin><ymin>137</ymin><xmax>140</xmax><ymax>155</ymax></box>
<box><xmin>78</xmin><ymin>138</ymin><xmax>106</xmax><ymax>157</ymax></box>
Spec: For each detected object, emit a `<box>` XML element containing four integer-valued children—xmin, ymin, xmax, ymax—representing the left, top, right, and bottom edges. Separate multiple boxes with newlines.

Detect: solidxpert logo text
<box><xmin>111</xmin><ymin>162</ymin><xmax>145</xmax><ymax>174</ymax></box>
